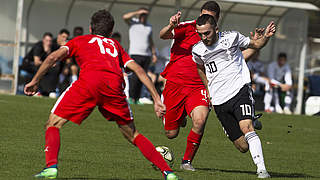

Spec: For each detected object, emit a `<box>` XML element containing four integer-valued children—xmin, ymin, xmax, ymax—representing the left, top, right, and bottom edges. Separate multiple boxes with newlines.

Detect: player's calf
<box><xmin>119</xmin><ymin>122</ymin><xmax>175</xmax><ymax>177</ymax></box>
<box><xmin>239</xmin><ymin>119</ymin><xmax>255</xmax><ymax>134</ymax></box>
<box><xmin>233</xmin><ymin>136</ymin><xmax>249</xmax><ymax>153</ymax></box>
<box><xmin>190</xmin><ymin>106</ymin><xmax>209</xmax><ymax>134</ymax></box>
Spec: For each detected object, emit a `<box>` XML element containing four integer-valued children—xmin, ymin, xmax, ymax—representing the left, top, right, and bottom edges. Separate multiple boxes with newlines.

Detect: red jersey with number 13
<box><xmin>62</xmin><ymin>34</ymin><xmax>133</xmax><ymax>89</ymax></box>
<box><xmin>161</xmin><ymin>20</ymin><xmax>203</xmax><ymax>87</ymax></box>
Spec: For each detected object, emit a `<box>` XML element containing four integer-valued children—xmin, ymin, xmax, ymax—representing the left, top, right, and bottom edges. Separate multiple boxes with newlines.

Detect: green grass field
<box><xmin>1</xmin><ymin>94</ymin><xmax>320</xmax><ymax>180</ymax></box>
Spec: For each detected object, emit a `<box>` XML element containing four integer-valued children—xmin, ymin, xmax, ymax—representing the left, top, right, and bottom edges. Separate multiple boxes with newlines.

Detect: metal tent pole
<box><xmin>13</xmin><ymin>0</ymin><xmax>24</xmax><ymax>94</ymax></box>
<box><xmin>295</xmin><ymin>42</ymin><xmax>307</xmax><ymax>115</ymax></box>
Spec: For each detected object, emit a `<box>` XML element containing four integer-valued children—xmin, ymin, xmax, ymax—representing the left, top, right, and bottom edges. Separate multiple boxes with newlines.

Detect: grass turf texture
<box><xmin>0</xmin><ymin>94</ymin><xmax>319</xmax><ymax>180</ymax></box>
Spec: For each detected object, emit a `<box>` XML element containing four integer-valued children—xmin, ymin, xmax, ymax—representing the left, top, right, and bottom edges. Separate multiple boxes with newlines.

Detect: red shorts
<box><xmin>162</xmin><ymin>81</ymin><xmax>209</xmax><ymax>130</ymax></box>
<box><xmin>51</xmin><ymin>80</ymin><xmax>133</xmax><ymax>125</ymax></box>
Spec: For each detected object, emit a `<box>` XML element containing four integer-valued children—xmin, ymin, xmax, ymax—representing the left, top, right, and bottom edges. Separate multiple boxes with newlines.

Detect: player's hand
<box><xmin>264</xmin><ymin>21</ymin><xmax>276</xmax><ymax>38</ymax></box>
<box><xmin>169</xmin><ymin>11</ymin><xmax>181</xmax><ymax>27</ymax></box>
<box><xmin>154</xmin><ymin>100</ymin><xmax>166</xmax><ymax>118</ymax></box>
<box><xmin>250</xmin><ymin>28</ymin><xmax>265</xmax><ymax>40</ymax></box>
<box><xmin>24</xmin><ymin>80</ymin><xmax>39</xmax><ymax>96</ymax></box>
<box><xmin>279</xmin><ymin>84</ymin><xmax>291</xmax><ymax>91</ymax></box>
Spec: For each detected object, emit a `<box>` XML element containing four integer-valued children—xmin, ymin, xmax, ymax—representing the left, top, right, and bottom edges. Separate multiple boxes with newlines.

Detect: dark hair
<box><xmin>90</xmin><ymin>10</ymin><xmax>114</xmax><ymax>37</ymax></box>
<box><xmin>74</xmin><ymin>26</ymin><xmax>83</xmax><ymax>32</ymax></box>
<box><xmin>278</xmin><ymin>52</ymin><xmax>287</xmax><ymax>59</ymax></box>
<box><xmin>200</xmin><ymin>1</ymin><xmax>220</xmax><ymax>20</ymax></box>
<box><xmin>42</xmin><ymin>32</ymin><xmax>53</xmax><ymax>38</ymax></box>
<box><xmin>59</xmin><ymin>28</ymin><xmax>70</xmax><ymax>36</ymax></box>
<box><xmin>196</xmin><ymin>14</ymin><xmax>217</xmax><ymax>27</ymax></box>
<box><xmin>73</xmin><ymin>26</ymin><xmax>84</xmax><ymax>37</ymax></box>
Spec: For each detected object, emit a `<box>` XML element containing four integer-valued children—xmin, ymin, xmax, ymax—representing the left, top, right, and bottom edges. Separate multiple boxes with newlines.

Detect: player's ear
<box><xmin>89</xmin><ymin>25</ymin><xmax>92</xmax><ymax>34</ymax></box>
<box><xmin>215</xmin><ymin>26</ymin><xmax>219</xmax><ymax>33</ymax></box>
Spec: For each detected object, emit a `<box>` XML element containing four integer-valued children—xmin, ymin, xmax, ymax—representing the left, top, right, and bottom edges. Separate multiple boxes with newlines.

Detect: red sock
<box><xmin>45</xmin><ymin>127</ymin><xmax>60</xmax><ymax>167</ymax></box>
<box><xmin>183</xmin><ymin>130</ymin><xmax>202</xmax><ymax>162</ymax></box>
<box><xmin>133</xmin><ymin>134</ymin><xmax>172</xmax><ymax>172</ymax></box>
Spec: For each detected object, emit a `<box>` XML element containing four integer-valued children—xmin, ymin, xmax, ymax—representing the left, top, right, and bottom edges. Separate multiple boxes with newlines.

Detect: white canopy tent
<box><xmin>1</xmin><ymin>0</ymin><xmax>319</xmax><ymax>114</ymax></box>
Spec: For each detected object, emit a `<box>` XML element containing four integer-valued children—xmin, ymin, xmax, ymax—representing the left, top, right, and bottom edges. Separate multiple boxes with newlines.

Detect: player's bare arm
<box><xmin>24</xmin><ymin>48</ymin><xmax>68</xmax><ymax>96</ymax></box>
<box><xmin>122</xmin><ymin>9</ymin><xmax>149</xmax><ymax>24</ymax></box>
<box><xmin>248</xmin><ymin>21</ymin><xmax>276</xmax><ymax>50</ymax></box>
<box><xmin>159</xmin><ymin>11</ymin><xmax>181</xmax><ymax>39</ymax></box>
<box><xmin>242</xmin><ymin>28</ymin><xmax>265</xmax><ymax>61</ymax></box>
<box><xmin>126</xmin><ymin>61</ymin><xmax>166</xmax><ymax>118</ymax></box>
<box><xmin>196</xmin><ymin>63</ymin><xmax>211</xmax><ymax>106</ymax></box>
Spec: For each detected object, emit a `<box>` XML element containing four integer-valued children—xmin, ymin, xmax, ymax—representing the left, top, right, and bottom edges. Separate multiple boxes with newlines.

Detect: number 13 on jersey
<box><xmin>89</xmin><ymin>37</ymin><xmax>118</xmax><ymax>57</ymax></box>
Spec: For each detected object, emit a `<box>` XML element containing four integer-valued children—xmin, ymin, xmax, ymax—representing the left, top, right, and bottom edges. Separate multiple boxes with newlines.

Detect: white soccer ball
<box><xmin>156</xmin><ymin>146</ymin><xmax>174</xmax><ymax>167</ymax></box>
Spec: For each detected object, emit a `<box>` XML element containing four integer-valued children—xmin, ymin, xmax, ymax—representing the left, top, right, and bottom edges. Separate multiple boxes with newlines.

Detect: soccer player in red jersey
<box><xmin>24</xmin><ymin>10</ymin><xmax>178</xmax><ymax>180</ymax></box>
<box><xmin>159</xmin><ymin>1</ymin><xmax>260</xmax><ymax>171</ymax></box>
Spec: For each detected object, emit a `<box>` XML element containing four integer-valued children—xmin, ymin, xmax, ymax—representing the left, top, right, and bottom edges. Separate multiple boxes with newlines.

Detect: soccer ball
<box><xmin>156</xmin><ymin>146</ymin><xmax>174</xmax><ymax>167</ymax></box>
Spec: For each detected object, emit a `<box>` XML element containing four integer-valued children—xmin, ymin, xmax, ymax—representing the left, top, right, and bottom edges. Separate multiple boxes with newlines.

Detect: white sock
<box><xmin>245</xmin><ymin>131</ymin><xmax>266</xmax><ymax>172</ymax></box>
<box><xmin>264</xmin><ymin>91</ymin><xmax>272</xmax><ymax>110</ymax></box>
<box><xmin>284</xmin><ymin>95</ymin><xmax>292</xmax><ymax>108</ymax></box>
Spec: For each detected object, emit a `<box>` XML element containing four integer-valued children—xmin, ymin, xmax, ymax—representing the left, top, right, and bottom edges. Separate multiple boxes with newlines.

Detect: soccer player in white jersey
<box><xmin>192</xmin><ymin>14</ymin><xmax>276</xmax><ymax>178</ymax></box>
<box><xmin>264</xmin><ymin>52</ymin><xmax>293</xmax><ymax>114</ymax></box>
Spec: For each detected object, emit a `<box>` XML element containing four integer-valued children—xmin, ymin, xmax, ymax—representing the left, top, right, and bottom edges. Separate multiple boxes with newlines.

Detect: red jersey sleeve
<box><xmin>173</xmin><ymin>20</ymin><xmax>195</xmax><ymax>40</ymax></box>
<box><xmin>173</xmin><ymin>24</ymin><xmax>186</xmax><ymax>39</ymax></box>
<box><xmin>62</xmin><ymin>38</ymin><xmax>78</xmax><ymax>59</ymax></box>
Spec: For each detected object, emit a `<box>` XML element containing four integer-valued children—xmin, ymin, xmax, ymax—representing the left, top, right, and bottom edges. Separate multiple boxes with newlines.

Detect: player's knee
<box><xmin>239</xmin><ymin>120</ymin><xmax>254</xmax><ymax>134</ymax></box>
<box><xmin>118</xmin><ymin>123</ymin><xmax>137</xmax><ymax>144</ymax></box>
<box><xmin>191</xmin><ymin>108</ymin><xmax>208</xmax><ymax>128</ymax></box>
<box><xmin>45</xmin><ymin>114</ymin><xmax>67</xmax><ymax>129</ymax></box>
<box><xmin>165</xmin><ymin>130</ymin><xmax>179</xmax><ymax>139</ymax></box>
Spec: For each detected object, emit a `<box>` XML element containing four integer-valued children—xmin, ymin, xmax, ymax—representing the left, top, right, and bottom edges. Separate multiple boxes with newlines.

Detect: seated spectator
<box><xmin>54</xmin><ymin>28</ymin><xmax>81</xmax><ymax>95</ymax></box>
<box><xmin>21</xmin><ymin>32</ymin><xmax>60</xmax><ymax>97</ymax></box>
<box><xmin>73</xmin><ymin>26</ymin><xmax>84</xmax><ymax>37</ymax></box>
<box><xmin>139</xmin><ymin>46</ymin><xmax>170</xmax><ymax>104</ymax></box>
<box><xmin>264</xmin><ymin>52</ymin><xmax>293</xmax><ymax>114</ymax></box>
<box><xmin>52</xmin><ymin>29</ymin><xmax>70</xmax><ymax>51</ymax></box>
<box><xmin>21</xmin><ymin>32</ymin><xmax>53</xmax><ymax>75</ymax></box>
<box><xmin>41</xmin><ymin>29</ymin><xmax>69</xmax><ymax>97</ymax></box>
<box><xmin>247</xmin><ymin>51</ymin><xmax>270</xmax><ymax>94</ymax></box>
<box><xmin>69</xmin><ymin>27</ymin><xmax>82</xmax><ymax>83</ymax></box>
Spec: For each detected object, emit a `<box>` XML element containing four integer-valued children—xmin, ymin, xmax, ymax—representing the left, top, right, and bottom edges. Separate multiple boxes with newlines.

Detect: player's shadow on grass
<box><xmin>197</xmin><ymin>168</ymin><xmax>319</xmax><ymax>178</ymax></box>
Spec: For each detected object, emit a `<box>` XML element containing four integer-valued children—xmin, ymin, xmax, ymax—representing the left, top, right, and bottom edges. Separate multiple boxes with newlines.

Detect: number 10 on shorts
<box><xmin>240</xmin><ymin>104</ymin><xmax>252</xmax><ymax>116</ymax></box>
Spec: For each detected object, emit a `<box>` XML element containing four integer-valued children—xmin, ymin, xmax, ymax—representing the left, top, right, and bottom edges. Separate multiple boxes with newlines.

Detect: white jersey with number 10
<box><xmin>192</xmin><ymin>31</ymin><xmax>251</xmax><ymax>105</ymax></box>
